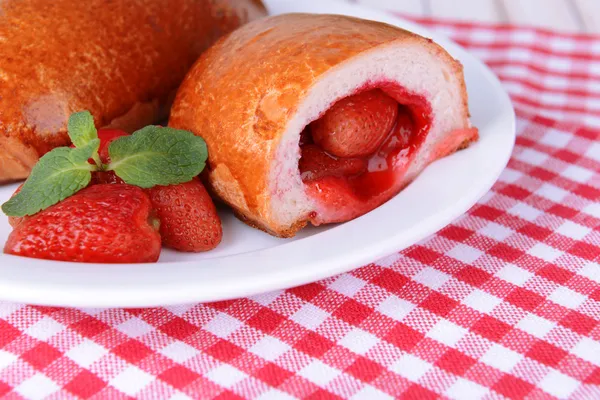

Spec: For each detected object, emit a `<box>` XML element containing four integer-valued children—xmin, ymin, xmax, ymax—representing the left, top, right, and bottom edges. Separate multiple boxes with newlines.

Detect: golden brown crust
<box><xmin>233</xmin><ymin>210</ymin><xmax>307</xmax><ymax>239</ymax></box>
<box><xmin>0</xmin><ymin>0</ymin><xmax>266</xmax><ymax>183</ymax></box>
<box><xmin>0</xmin><ymin>137</ymin><xmax>38</xmax><ymax>183</ymax></box>
<box><xmin>169</xmin><ymin>14</ymin><xmax>470</xmax><ymax>236</ymax></box>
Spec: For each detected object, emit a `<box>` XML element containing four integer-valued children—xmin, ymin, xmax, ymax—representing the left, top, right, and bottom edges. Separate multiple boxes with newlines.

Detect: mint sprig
<box><xmin>2</xmin><ymin>141</ymin><xmax>98</xmax><ymax>217</ymax></box>
<box><xmin>1</xmin><ymin>111</ymin><xmax>207</xmax><ymax>217</ymax></box>
<box><xmin>107</xmin><ymin>126</ymin><xmax>207</xmax><ymax>188</ymax></box>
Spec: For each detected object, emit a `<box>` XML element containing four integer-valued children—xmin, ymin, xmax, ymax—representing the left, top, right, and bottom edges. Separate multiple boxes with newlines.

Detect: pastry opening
<box><xmin>298</xmin><ymin>82</ymin><xmax>433</xmax><ymax>225</ymax></box>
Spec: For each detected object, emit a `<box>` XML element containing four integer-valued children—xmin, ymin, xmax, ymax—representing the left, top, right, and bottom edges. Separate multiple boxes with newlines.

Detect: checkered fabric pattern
<box><xmin>0</xmin><ymin>17</ymin><xmax>599</xmax><ymax>400</ymax></box>
<box><xmin>412</xmin><ymin>18</ymin><xmax>600</xmax><ymax>128</ymax></box>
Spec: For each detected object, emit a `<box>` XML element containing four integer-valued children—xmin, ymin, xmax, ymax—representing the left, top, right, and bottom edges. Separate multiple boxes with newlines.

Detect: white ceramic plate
<box><xmin>0</xmin><ymin>0</ymin><xmax>515</xmax><ymax>308</ymax></box>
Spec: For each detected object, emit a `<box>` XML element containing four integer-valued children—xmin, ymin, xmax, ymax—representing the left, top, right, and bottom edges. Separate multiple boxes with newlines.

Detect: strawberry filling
<box><xmin>299</xmin><ymin>83</ymin><xmax>470</xmax><ymax>225</ymax></box>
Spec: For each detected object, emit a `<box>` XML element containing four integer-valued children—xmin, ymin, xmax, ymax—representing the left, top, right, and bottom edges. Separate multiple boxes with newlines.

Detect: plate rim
<box><xmin>0</xmin><ymin>0</ymin><xmax>516</xmax><ymax>308</ymax></box>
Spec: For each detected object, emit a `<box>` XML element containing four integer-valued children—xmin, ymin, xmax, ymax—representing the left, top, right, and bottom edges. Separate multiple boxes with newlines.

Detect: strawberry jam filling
<box><xmin>299</xmin><ymin>83</ymin><xmax>433</xmax><ymax>224</ymax></box>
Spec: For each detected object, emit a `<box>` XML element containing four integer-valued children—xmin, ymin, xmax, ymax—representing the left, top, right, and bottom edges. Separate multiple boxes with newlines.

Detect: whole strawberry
<box><xmin>4</xmin><ymin>184</ymin><xmax>161</xmax><ymax>263</ymax></box>
<box><xmin>147</xmin><ymin>177</ymin><xmax>222</xmax><ymax>252</ymax></box>
<box><xmin>311</xmin><ymin>89</ymin><xmax>398</xmax><ymax>158</ymax></box>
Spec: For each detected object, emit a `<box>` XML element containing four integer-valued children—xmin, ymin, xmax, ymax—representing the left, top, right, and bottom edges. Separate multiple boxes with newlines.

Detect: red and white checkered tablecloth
<box><xmin>1</xmin><ymin>17</ymin><xmax>599</xmax><ymax>400</ymax></box>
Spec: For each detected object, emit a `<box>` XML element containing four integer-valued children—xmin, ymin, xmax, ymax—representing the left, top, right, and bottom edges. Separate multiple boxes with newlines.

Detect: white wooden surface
<box><xmin>353</xmin><ymin>0</ymin><xmax>600</xmax><ymax>33</ymax></box>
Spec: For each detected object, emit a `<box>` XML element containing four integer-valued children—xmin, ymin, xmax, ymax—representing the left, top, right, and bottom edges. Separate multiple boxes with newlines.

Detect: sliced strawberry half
<box><xmin>299</xmin><ymin>144</ymin><xmax>367</xmax><ymax>182</ymax></box>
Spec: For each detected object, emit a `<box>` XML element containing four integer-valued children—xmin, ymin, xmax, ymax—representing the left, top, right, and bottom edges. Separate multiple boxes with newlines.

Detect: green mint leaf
<box><xmin>68</xmin><ymin>111</ymin><xmax>98</xmax><ymax>148</ymax></box>
<box><xmin>107</xmin><ymin>126</ymin><xmax>207</xmax><ymax>188</ymax></box>
<box><xmin>1</xmin><ymin>139</ymin><xmax>99</xmax><ymax>217</ymax></box>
